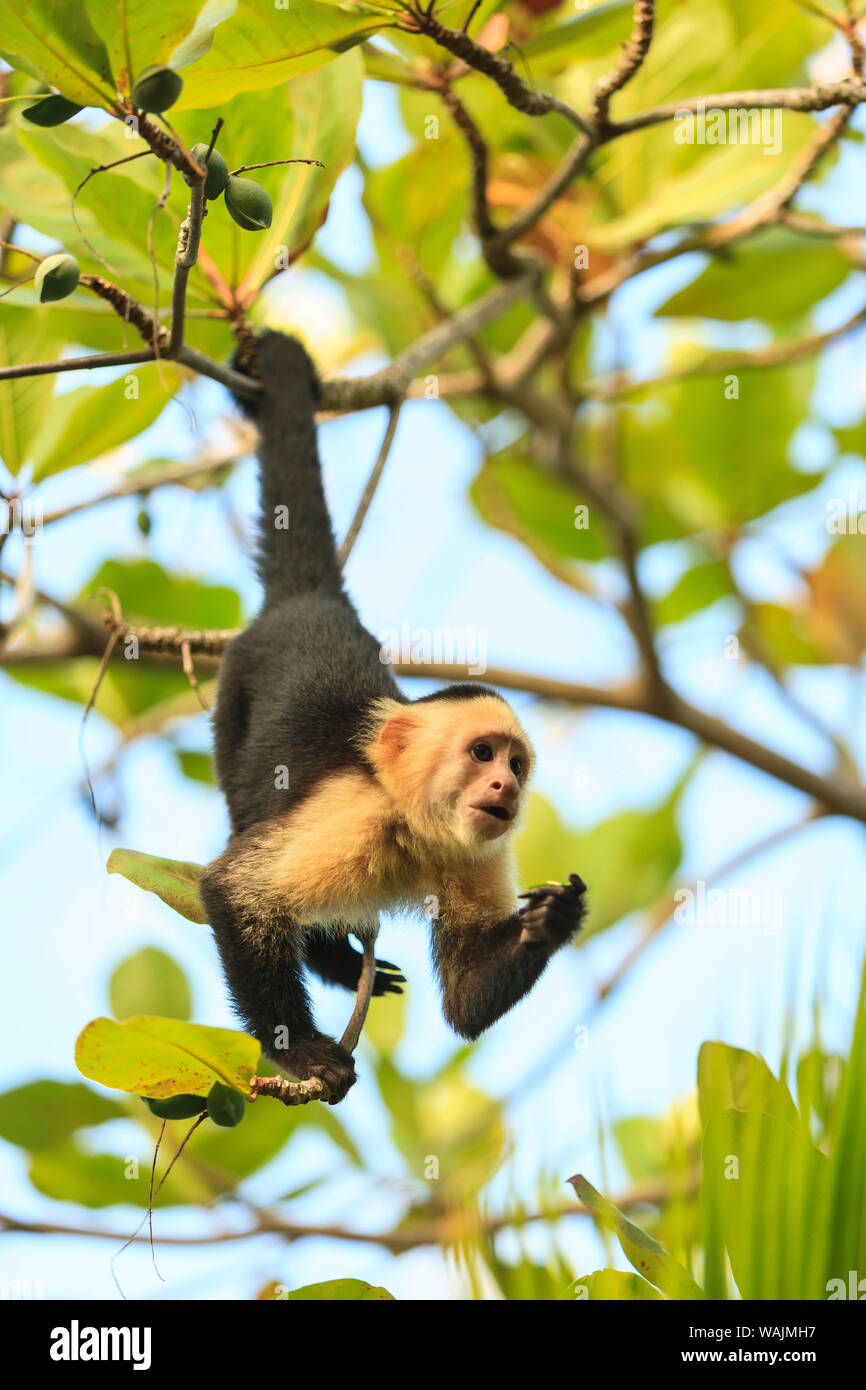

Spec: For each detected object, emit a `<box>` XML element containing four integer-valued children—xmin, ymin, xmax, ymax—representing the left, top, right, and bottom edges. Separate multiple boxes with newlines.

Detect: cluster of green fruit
<box><xmin>143</xmin><ymin>1081</ymin><xmax>246</xmax><ymax>1127</ymax></box>
<box><xmin>24</xmin><ymin>62</ymin><xmax>273</xmax><ymax>285</ymax></box>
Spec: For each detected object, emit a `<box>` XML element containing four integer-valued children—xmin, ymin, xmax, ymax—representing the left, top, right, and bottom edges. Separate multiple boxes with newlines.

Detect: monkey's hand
<box><xmin>518</xmin><ymin>873</ymin><xmax>587</xmax><ymax>950</ymax></box>
<box><xmin>281</xmin><ymin>1033</ymin><xmax>357</xmax><ymax>1104</ymax></box>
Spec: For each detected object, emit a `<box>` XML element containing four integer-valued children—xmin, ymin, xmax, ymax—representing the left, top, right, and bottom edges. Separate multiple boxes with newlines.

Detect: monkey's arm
<box><xmin>432</xmin><ymin>873</ymin><xmax>586</xmax><ymax>1041</ymax></box>
<box><xmin>303</xmin><ymin>935</ymin><xmax>406</xmax><ymax>996</ymax></box>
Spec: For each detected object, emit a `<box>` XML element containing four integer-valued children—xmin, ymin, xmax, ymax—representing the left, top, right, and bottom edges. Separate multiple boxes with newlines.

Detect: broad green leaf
<box><xmin>0</xmin><ymin>1080</ymin><xmax>126</xmax><ymax>1150</ymax></box>
<box><xmin>174</xmin><ymin>748</ymin><xmax>215</xmax><ymax>784</ymax></box>
<box><xmin>520</xmin><ymin>2</ymin><xmax>634</xmax><ymax>78</ymax></box>
<box><xmin>27</xmin><ymin>1141</ymin><xmax>175</xmax><ymax>1208</ymax></box>
<box><xmin>697</xmin><ymin>1041</ymin><xmax>799</xmax><ymax>1129</ymax></box>
<box><xmin>17</xmin><ymin>124</ymin><xmax>182</xmax><ymax>280</ymax></box>
<box><xmin>572</xmin><ymin>1269</ymin><xmax>663</xmax><ymax>1301</ymax></box>
<box><xmin>79</xmin><ymin>558</ymin><xmax>243</xmax><ymax>628</ymax></box>
<box><xmin>819</xmin><ymin>962</ymin><xmax>866</xmax><ymax>1285</ymax></box>
<box><xmin>653</xmin><ymin>560</ymin><xmax>732</xmax><ymax>626</ymax></box>
<box><xmin>75</xmin><ymin>1014</ymin><xmax>260</xmax><ymax>1097</ymax></box>
<box><xmin>174</xmin><ymin>0</ymin><xmax>388</xmax><ymax>109</ymax></box>
<box><xmin>238</xmin><ymin>49</ymin><xmax>364</xmax><ymax>298</ymax></box>
<box><xmin>471</xmin><ymin>452</ymin><xmax>612</xmax><ymax>565</ymax></box>
<box><xmin>1</xmin><ymin>1</ymin><xmax>115</xmax><ymax>107</ymax></box>
<box><xmin>614</xmin><ymin>1116</ymin><xmax>668</xmax><ymax>1184</ymax></box>
<box><xmin>656</xmin><ymin>231</ymin><xmax>851</xmax><ymax>322</ymax></box>
<box><xmin>617</xmin><ymin>363</ymin><xmax>818</xmax><ymax>538</ymax></box>
<box><xmin>83</xmin><ymin>0</ymin><xmax>236</xmax><ymax>94</ymax></box>
<box><xmin>516</xmin><ymin>788</ymin><xmax>683</xmax><ymax>936</ymax></box>
<box><xmin>284</xmin><ymin>1279</ymin><xmax>395</xmax><ymax>1301</ymax></box>
<box><xmin>7</xmin><ymin>659</ymin><xmax>197</xmax><ymax>727</ymax></box>
<box><xmin>701</xmin><ymin>1108</ymin><xmax>829</xmax><ymax>1299</ymax></box>
<box><xmin>29</xmin><ymin>368</ymin><xmax>182</xmax><ymax>480</ymax></box>
<box><xmin>571</xmin><ymin>1174</ymin><xmax>705</xmax><ymax>1299</ymax></box>
<box><xmin>109</xmin><ymin>947</ymin><xmax>193</xmax><ymax>1020</ymax></box>
<box><xmin>106</xmin><ymin>848</ymin><xmax>207</xmax><ymax>924</ymax></box>
<box><xmin>0</xmin><ymin>312</ymin><xmax>64</xmax><ymax>475</ymax></box>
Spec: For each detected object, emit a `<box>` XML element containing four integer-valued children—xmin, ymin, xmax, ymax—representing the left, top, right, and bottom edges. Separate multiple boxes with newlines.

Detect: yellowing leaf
<box><xmin>75</xmin><ymin>1015</ymin><xmax>260</xmax><ymax>1097</ymax></box>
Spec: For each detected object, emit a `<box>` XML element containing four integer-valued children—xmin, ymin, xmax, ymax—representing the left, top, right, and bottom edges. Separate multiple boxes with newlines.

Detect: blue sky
<box><xmin>2</xmin><ymin>76</ymin><xmax>866</xmax><ymax>1300</ymax></box>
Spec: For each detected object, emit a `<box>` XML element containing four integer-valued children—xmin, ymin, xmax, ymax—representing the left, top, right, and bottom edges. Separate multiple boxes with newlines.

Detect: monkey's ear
<box><xmin>378</xmin><ymin>713</ymin><xmax>416</xmax><ymax>764</ymax></box>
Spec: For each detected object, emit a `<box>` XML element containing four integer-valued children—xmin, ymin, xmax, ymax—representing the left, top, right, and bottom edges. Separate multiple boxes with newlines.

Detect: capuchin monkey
<box><xmin>200</xmin><ymin>332</ymin><xmax>587</xmax><ymax>1102</ymax></box>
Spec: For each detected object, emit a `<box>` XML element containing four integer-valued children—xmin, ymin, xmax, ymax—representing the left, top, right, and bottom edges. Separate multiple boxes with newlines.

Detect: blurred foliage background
<box><xmin>1</xmin><ymin>0</ymin><xmax>866</xmax><ymax>1300</ymax></box>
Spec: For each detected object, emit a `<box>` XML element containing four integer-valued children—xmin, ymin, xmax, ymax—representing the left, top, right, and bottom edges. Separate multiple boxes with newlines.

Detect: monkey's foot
<box><xmin>518</xmin><ymin>872</ymin><xmax>587</xmax><ymax>949</ymax></box>
<box><xmin>280</xmin><ymin>1034</ymin><xmax>357</xmax><ymax>1104</ymax></box>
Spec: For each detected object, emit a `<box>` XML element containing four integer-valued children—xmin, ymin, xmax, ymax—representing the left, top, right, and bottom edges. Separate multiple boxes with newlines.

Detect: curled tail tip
<box><xmin>229</xmin><ymin>330</ymin><xmax>320</xmax><ymax>417</ymax></box>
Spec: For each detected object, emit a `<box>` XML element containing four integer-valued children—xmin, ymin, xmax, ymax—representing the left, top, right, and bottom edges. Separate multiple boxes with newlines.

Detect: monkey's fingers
<box><xmin>374</xmin><ymin>958</ymin><xmax>404</xmax><ymax>974</ymax></box>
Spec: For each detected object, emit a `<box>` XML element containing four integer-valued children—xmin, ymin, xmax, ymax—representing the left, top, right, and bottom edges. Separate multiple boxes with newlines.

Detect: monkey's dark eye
<box><xmin>471</xmin><ymin>742</ymin><xmax>493</xmax><ymax>762</ymax></box>
<box><xmin>510</xmin><ymin>756</ymin><xmax>523</xmax><ymax>777</ymax></box>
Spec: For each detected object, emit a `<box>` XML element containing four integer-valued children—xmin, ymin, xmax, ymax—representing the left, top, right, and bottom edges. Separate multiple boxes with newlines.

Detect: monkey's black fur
<box><xmin>201</xmin><ymin>333</ymin><xmax>585</xmax><ymax>1102</ymax></box>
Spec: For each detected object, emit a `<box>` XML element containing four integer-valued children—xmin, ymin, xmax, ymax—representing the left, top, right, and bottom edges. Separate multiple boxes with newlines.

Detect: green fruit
<box><xmin>136</xmin><ymin>507</ymin><xmax>152</xmax><ymax>537</ymax></box>
<box><xmin>206</xmin><ymin>1081</ymin><xmax>246</xmax><ymax>1127</ymax></box>
<box><xmin>23</xmin><ymin>95</ymin><xmax>83</xmax><ymax>126</ymax></box>
<box><xmin>35</xmin><ymin>253</ymin><xmax>80</xmax><ymax>303</ymax></box>
<box><xmin>143</xmin><ymin>1093</ymin><xmax>207</xmax><ymax>1120</ymax></box>
<box><xmin>224</xmin><ymin>176</ymin><xmax>273</xmax><ymax>231</ymax></box>
<box><xmin>190</xmin><ymin>143</ymin><xmax>229</xmax><ymax>200</ymax></box>
<box><xmin>131</xmin><ymin>64</ymin><xmax>183</xmax><ymax>113</ymax></box>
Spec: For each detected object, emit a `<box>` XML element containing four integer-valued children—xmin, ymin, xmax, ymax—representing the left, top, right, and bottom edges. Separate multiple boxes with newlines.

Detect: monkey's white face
<box><xmin>444</xmin><ymin>731</ymin><xmax>529</xmax><ymax>849</ymax></box>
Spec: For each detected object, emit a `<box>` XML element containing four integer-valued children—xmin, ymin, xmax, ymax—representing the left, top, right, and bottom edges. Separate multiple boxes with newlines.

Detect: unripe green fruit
<box><xmin>35</xmin><ymin>253</ymin><xmax>80</xmax><ymax>303</ymax></box>
<box><xmin>143</xmin><ymin>1093</ymin><xmax>206</xmax><ymax>1120</ymax></box>
<box><xmin>206</xmin><ymin>1081</ymin><xmax>246</xmax><ymax>1127</ymax></box>
<box><xmin>136</xmin><ymin>507</ymin><xmax>152</xmax><ymax>537</ymax></box>
<box><xmin>131</xmin><ymin>64</ymin><xmax>183</xmax><ymax>113</ymax></box>
<box><xmin>224</xmin><ymin>176</ymin><xmax>273</xmax><ymax>231</ymax></box>
<box><xmin>190</xmin><ymin>143</ymin><xmax>229</xmax><ymax>200</ymax></box>
<box><xmin>23</xmin><ymin>95</ymin><xmax>83</xmax><ymax>126</ymax></box>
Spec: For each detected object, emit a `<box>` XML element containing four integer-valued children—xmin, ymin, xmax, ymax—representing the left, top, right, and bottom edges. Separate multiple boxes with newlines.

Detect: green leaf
<box><xmin>0</xmin><ymin>1080</ymin><xmax>126</xmax><ymax>1149</ymax></box>
<box><xmin>701</xmin><ymin>1108</ymin><xmax>829</xmax><ymax>1299</ymax></box>
<box><xmin>571</xmin><ymin>1173</ymin><xmax>705</xmax><ymax>1299</ymax></box>
<box><xmin>174</xmin><ymin>0</ymin><xmax>387</xmax><ymax>109</ymax></box>
<box><xmin>0</xmin><ymin>312</ymin><xmax>64</xmax><ymax>475</ymax></box>
<box><xmin>697</xmin><ymin>1041</ymin><xmax>799</xmax><ymax>1130</ymax></box>
<box><xmin>80</xmin><ymin>558</ymin><xmax>243</xmax><ymax>629</ymax></box>
<box><xmin>516</xmin><ymin>787</ymin><xmax>684</xmax><ymax>937</ymax></box>
<box><xmin>655</xmin><ymin>231</ymin><xmax>851</xmax><ymax>322</ymax></box>
<box><xmin>29</xmin><ymin>369</ymin><xmax>181</xmax><ymax>480</ymax></box>
<box><xmin>572</xmin><ymin>1268</ymin><xmax>664</xmax><ymax>1301</ymax></box>
<box><xmin>653</xmin><ymin>560</ymin><xmax>732</xmax><ymax>626</ymax></box>
<box><xmin>471</xmin><ymin>451</ymin><xmax>612</xmax><ymax>565</ymax></box>
<box><xmin>106</xmin><ymin>848</ymin><xmax>207</xmax><ymax>924</ymax></box>
<box><xmin>109</xmin><ymin>947</ymin><xmax>193</xmax><ymax>1021</ymax></box>
<box><xmin>1</xmin><ymin>1</ymin><xmax>115</xmax><ymax>107</ymax></box>
<box><xmin>174</xmin><ymin>749</ymin><xmax>215</xmax><ymax>785</ymax></box>
<box><xmin>75</xmin><ymin>1014</ymin><xmax>260</xmax><ymax>1097</ymax></box>
<box><xmin>283</xmin><ymin>1279</ymin><xmax>395</xmax><ymax>1301</ymax></box>
<box><xmin>27</xmin><ymin>1141</ymin><xmax>168</xmax><ymax>1208</ymax></box>
<box><xmin>83</xmin><ymin>0</ymin><xmax>235</xmax><ymax>94</ymax></box>
<box><xmin>238</xmin><ymin>49</ymin><xmax>363</xmax><ymax>296</ymax></box>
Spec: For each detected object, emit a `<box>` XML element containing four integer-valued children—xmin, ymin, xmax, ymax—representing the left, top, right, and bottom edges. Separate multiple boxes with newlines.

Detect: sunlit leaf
<box><xmin>106</xmin><ymin>848</ymin><xmax>207</xmax><ymax>924</ymax></box>
<box><xmin>109</xmin><ymin>947</ymin><xmax>193</xmax><ymax>1020</ymax></box>
<box><xmin>75</xmin><ymin>1014</ymin><xmax>260</xmax><ymax>1097</ymax></box>
<box><xmin>0</xmin><ymin>1080</ymin><xmax>126</xmax><ymax>1150</ymax></box>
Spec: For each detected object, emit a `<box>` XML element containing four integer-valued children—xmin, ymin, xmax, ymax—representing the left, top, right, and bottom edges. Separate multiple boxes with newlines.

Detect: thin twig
<box><xmin>337</xmin><ymin>400</ymin><xmax>403</xmax><ymax>566</ymax></box>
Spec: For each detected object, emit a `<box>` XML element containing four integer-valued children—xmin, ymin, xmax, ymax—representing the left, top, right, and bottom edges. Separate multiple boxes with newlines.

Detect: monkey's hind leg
<box><xmin>199</xmin><ymin>861</ymin><xmax>357</xmax><ymax>1103</ymax></box>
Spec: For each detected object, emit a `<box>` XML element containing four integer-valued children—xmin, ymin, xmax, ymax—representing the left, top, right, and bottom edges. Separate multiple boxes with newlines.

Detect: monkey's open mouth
<box><xmin>478</xmin><ymin>805</ymin><xmax>512</xmax><ymax>822</ymax></box>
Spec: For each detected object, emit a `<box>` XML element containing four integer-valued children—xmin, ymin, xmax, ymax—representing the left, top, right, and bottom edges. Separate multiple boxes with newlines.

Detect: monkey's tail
<box><xmin>231</xmin><ymin>330</ymin><xmax>344</xmax><ymax>603</ymax></box>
